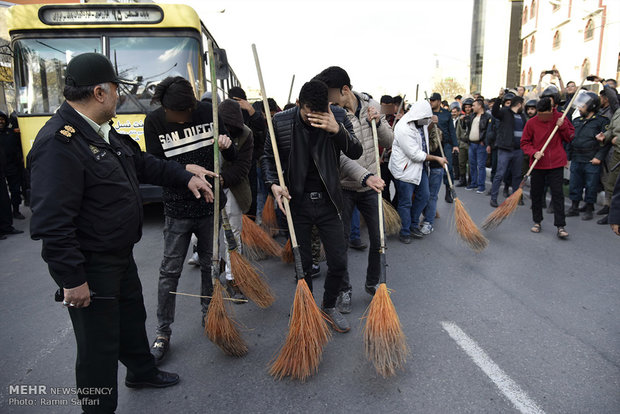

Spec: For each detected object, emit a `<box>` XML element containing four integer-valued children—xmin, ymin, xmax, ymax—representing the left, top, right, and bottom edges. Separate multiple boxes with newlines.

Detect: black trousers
<box><xmin>57</xmin><ymin>249</ymin><xmax>157</xmax><ymax>413</ymax></box>
<box><xmin>341</xmin><ymin>189</ymin><xmax>381</xmax><ymax>291</ymax></box>
<box><xmin>380</xmin><ymin>162</ymin><xmax>394</xmax><ymax>203</ymax></box>
<box><xmin>247</xmin><ymin>158</ymin><xmax>258</xmax><ymax>219</ymax></box>
<box><xmin>0</xmin><ymin>176</ymin><xmax>13</xmax><ymax>233</ymax></box>
<box><xmin>291</xmin><ymin>194</ymin><xmax>347</xmax><ymax>308</ymax></box>
<box><xmin>530</xmin><ymin>167</ymin><xmax>566</xmax><ymax>227</ymax></box>
<box><xmin>6</xmin><ymin>171</ymin><xmax>22</xmax><ymax>211</ymax></box>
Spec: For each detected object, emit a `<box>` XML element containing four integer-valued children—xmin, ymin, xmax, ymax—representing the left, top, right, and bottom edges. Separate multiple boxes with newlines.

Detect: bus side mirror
<box><xmin>205</xmin><ymin>48</ymin><xmax>230</xmax><ymax>80</ymax></box>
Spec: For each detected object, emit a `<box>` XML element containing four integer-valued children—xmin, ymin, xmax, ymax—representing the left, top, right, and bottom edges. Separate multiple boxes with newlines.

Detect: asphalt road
<box><xmin>1</xmin><ymin>185</ymin><xmax>619</xmax><ymax>414</ymax></box>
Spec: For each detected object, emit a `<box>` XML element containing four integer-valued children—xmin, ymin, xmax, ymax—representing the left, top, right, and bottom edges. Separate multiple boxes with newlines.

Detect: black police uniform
<box><xmin>29</xmin><ymin>101</ymin><xmax>194</xmax><ymax>413</ymax></box>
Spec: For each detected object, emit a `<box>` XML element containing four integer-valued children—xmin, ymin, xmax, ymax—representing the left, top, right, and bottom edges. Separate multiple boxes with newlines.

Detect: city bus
<box><xmin>6</xmin><ymin>2</ymin><xmax>240</xmax><ymax>201</ymax></box>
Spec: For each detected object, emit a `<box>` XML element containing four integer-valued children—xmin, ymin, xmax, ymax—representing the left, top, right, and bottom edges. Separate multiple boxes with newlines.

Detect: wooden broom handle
<box><xmin>252</xmin><ymin>44</ymin><xmax>299</xmax><ymax>249</ymax></box>
<box><xmin>371</xmin><ymin>119</ymin><xmax>386</xmax><ymax>252</ymax></box>
<box><xmin>525</xmin><ymin>76</ymin><xmax>587</xmax><ymax>178</ymax></box>
<box><xmin>208</xmin><ymin>40</ymin><xmax>221</xmax><ymax>275</ymax></box>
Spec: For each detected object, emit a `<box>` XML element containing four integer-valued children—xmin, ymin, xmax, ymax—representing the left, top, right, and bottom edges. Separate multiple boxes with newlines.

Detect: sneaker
<box><xmin>311</xmin><ymin>264</ymin><xmax>321</xmax><ymax>279</ymax></box>
<box><xmin>466</xmin><ymin>185</ymin><xmax>476</xmax><ymax>191</ymax></box>
<box><xmin>13</xmin><ymin>211</ymin><xmax>25</xmax><ymax>220</ymax></box>
<box><xmin>322</xmin><ymin>306</ymin><xmax>350</xmax><ymax>333</ymax></box>
<box><xmin>187</xmin><ymin>252</ymin><xmax>199</xmax><ymax>266</ymax></box>
<box><xmin>398</xmin><ymin>235</ymin><xmax>412</xmax><ymax>244</ymax></box>
<box><xmin>226</xmin><ymin>280</ymin><xmax>247</xmax><ymax>304</ymax></box>
<box><xmin>336</xmin><ymin>290</ymin><xmax>352</xmax><ymax>314</ymax></box>
<box><xmin>411</xmin><ymin>228</ymin><xmax>424</xmax><ymax>239</ymax></box>
<box><xmin>490</xmin><ymin>199</ymin><xmax>498</xmax><ymax>208</ymax></box>
<box><xmin>365</xmin><ymin>283</ymin><xmax>378</xmax><ymax>296</ymax></box>
<box><xmin>349</xmin><ymin>239</ymin><xmax>368</xmax><ymax>250</ymax></box>
<box><xmin>419</xmin><ymin>221</ymin><xmax>434</xmax><ymax>235</ymax></box>
<box><xmin>476</xmin><ymin>189</ymin><xmax>485</xmax><ymax>194</ymax></box>
<box><xmin>151</xmin><ymin>336</ymin><xmax>170</xmax><ymax>366</ymax></box>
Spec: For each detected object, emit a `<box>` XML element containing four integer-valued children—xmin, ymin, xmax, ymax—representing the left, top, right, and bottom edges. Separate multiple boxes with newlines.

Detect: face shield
<box><xmin>571</xmin><ymin>90</ymin><xmax>593</xmax><ymax>111</ymax></box>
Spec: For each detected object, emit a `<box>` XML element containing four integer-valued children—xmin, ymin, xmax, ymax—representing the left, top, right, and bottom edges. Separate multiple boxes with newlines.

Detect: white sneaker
<box><xmin>187</xmin><ymin>252</ymin><xmax>199</xmax><ymax>266</ymax></box>
<box><xmin>419</xmin><ymin>222</ymin><xmax>433</xmax><ymax>235</ymax></box>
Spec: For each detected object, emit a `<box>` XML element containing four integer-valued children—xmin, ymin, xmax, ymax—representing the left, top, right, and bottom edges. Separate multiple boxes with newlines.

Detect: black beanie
<box><xmin>219</xmin><ymin>99</ymin><xmax>245</xmax><ymax>130</ymax></box>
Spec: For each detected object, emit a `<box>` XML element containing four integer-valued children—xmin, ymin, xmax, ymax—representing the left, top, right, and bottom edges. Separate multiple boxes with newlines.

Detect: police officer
<box><xmin>28</xmin><ymin>53</ymin><xmax>214</xmax><ymax>413</ymax></box>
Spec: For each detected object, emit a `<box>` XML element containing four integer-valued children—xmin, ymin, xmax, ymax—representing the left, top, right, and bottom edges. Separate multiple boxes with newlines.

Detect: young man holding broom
<box><xmin>313</xmin><ymin>66</ymin><xmax>393</xmax><ymax>313</ymax></box>
<box><xmin>144</xmin><ymin>76</ymin><xmax>236</xmax><ymax>364</ymax></box>
<box><xmin>262</xmin><ymin>80</ymin><xmax>362</xmax><ymax>333</ymax></box>
<box><xmin>521</xmin><ymin>97</ymin><xmax>575</xmax><ymax>238</ymax></box>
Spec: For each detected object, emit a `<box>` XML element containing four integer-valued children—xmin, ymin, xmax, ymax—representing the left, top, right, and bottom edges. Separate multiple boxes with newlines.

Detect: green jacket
<box><xmin>602</xmin><ymin>108</ymin><xmax>620</xmax><ymax>155</ymax></box>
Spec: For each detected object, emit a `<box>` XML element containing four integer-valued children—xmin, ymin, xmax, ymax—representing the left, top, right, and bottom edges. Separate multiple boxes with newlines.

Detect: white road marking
<box><xmin>441</xmin><ymin>321</ymin><xmax>545</xmax><ymax>414</ymax></box>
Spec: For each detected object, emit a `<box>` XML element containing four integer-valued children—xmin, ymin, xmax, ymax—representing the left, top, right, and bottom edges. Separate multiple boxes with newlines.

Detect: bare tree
<box><xmin>432</xmin><ymin>78</ymin><xmax>466</xmax><ymax>101</ymax></box>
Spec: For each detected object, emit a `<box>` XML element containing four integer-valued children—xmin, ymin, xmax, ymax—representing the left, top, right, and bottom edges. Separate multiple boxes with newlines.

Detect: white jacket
<box><xmin>388</xmin><ymin>101</ymin><xmax>432</xmax><ymax>185</ymax></box>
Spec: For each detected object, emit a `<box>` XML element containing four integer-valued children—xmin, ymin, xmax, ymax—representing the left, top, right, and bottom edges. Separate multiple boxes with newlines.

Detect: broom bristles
<box><xmin>230</xmin><ymin>250</ymin><xmax>275</xmax><ymax>308</ymax></box>
<box><xmin>205</xmin><ymin>282</ymin><xmax>248</xmax><ymax>357</ymax></box>
<box><xmin>281</xmin><ymin>239</ymin><xmax>294</xmax><ymax>264</ymax></box>
<box><xmin>362</xmin><ymin>283</ymin><xmax>410</xmax><ymax>378</ymax></box>
<box><xmin>241</xmin><ymin>215</ymin><xmax>282</xmax><ymax>259</ymax></box>
<box><xmin>261</xmin><ymin>195</ymin><xmax>278</xmax><ymax>235</ymax></box>
<box><xmin>481</xmin><ymin>188</ymin><xmax>523</xmax><ymax>231</ymax></box>
<box><xmin>454</xmin><ymin>198</ymin><xmax>489</xmax><ymax>252</ymax></box>
<box><xmin>269</xmin><ymin>279</ymin><xmax>331</xmax><ymax>381</ymax></box>
<box><xmin>383</xmin><ymin>199</ymin><xmax>402</xmax><ymax>237</ymax></box>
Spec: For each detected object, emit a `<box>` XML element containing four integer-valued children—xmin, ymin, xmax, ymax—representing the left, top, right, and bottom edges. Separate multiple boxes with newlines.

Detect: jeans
<box><xmin>290</xmin><ymin>194</ymin><xmax>347</xmax><ymax>308</ymax></box>
<box><xmin>60</xmin><ymin>249</ymin><xmax>157</xmax><ymax>413</ymax></box>
<box><xmin>220</xmin><ymin>188</ymin><xmax>242</xmax><ymax>281</ymax></box>
<box><xmin>468</xmin><ymin>142</ymin><xmax>488</xmax><ymax>191</ymax></box>
<box><xmin>531</xmin><ymin>167</ymin><xmax>566</xmax><ymax>227</ymax></box>
<box><xmin>255</xmin><ymin>164</ymin><xmax>269</xmax><ymax>221</ymax></box>
<box><xmin>490</xmin><ymin>149</ymin><xmax>523</xmax><ymax>201</ymax></box>
<box><xmin>341</xmin><ymin>190</ymin><xmax>381</xmax><ymax>291</ymax></box>
<box><xmin>423</xmin><ymin>168</ymin><xmax>444</xmax><ymax>225</ymax></box>
<box><xmin>442</xmin><ymin>143</ymin><xmax>455</xmax><ymax>188</ymax></box>
<box><xmin>395</xmin><ymin>168</ymin><xmax>430</xmax><ymax>236</ymax></box>
<box><xmin>156</xmin><ymin>215</ymin><xmax>214</xmax><ymax>338</ymax></box>
<box><xmin>349</xmin><ymin>206</ymin><xmax>361</xmax><ymax>241</ymax></box>
<box><xmin>569</xmin><ymin>161</ymin><xmax>601</xmax><ymax>204</ymax></box>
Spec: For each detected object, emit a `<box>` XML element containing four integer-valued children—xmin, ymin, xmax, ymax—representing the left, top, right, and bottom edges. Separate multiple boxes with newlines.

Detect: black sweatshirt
<box><xmin>144</xmin><ymin>101</ymin><xmax>236</xmax><ymax>218</ymax></box>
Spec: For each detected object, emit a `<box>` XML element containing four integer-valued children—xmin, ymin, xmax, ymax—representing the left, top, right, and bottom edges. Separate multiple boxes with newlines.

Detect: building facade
<box><xmin>520</xmin><ymin>0</ymin><xmax>620</xmax><ymax>90</ymax></box>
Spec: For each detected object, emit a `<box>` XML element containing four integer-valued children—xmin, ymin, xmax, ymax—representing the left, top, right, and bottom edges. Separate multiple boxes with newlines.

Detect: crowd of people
<box><xmin>5</xmin><ymin>51</ymin><xmax>619</xmax><ymax>413</ymax></box>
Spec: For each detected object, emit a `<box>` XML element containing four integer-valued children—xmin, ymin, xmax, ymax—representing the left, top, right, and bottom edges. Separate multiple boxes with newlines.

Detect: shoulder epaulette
<box><xmin>55</xmin><ymin>124</ymin><xmax>76</xmax><ymax>143</ymax></box>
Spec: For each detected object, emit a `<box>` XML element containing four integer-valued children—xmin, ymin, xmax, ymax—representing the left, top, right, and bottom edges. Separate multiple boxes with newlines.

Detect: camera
<box><xmin>545</xmin><ymin>70</ymin><xmax>555</xmax><ymax>75</ymax></box>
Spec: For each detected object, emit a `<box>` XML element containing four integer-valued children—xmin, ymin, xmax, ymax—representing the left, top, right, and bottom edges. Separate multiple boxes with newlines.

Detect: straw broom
<box><xmin>222</xmin><ymin>209</ymin><xmax>275</xmax><ymax>308</ymax></box>
<box><xmin>204</xmin><ymin>39</ymin><xmax>247</xmax><ymax>356</ymax></box>
<box><xmin>481</xmin><ymin>78</ymin><xmax>586</xmax><ymax>231</ymax></box>
<box><xmin>241</xmin><ymin>214</ymin><xmax>282</xmax><ymax>260</ymax></box>
<box><xmin>261</xmin><ymin>195</ymin><xmax>279</xmax><ymax>236</ymax></box>
<box><xmin>363</xmin><ymin>119</ymin><xmax>409</xmax><ymax>377</ymax></box>
<box><xmin>252</xmin><ymin>44</ymin><xmax>331</xmax><ymax>381</ymax></box>
<box><xmin>382</xmin><ymin>200</ymin><xmax>401</xmax><ymax>236</ymax></box>
<box><xmin>437</xmin><ymin>135</ymin><xmax>488</xmax><ymax>252</ymax></box>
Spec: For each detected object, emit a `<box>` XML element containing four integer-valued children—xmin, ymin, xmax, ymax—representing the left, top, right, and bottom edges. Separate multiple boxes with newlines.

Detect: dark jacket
<box><xmin>261</xmin><ymin>106</ymin><xmax>362</xmax><ymax>217</ymax></box>
<box><xmin>28</xmin><ymin>102</ymin><xmax>193</xmax><ymax>289</ymax></box>
<box><xmin>244</xmin><ymin>109</ymin><xmax>266</xmax><ymax>162</ymax></box>
<box><xmin>491</xmin><ymin>100</ymin><xmax>527</xmax><ymax>151</ymax></box>
<box><xmin>144</xmin><ymin>101</ymin><xmax>236</xmax><ymax>218</ymax></box>
<box><xmin>568</xmin><ymin>114</ymin><xmax>610</xmax><ymax>163</ymax></box>
<box><xmin>0</xmin><ymin>111</ymin><xmax>23</xmax><ymax>175</ymax></box>
<box><xmin>609</xmin><ymin>170</ymin><xmax>620</xmax><ymax>225</ymax></box>
<box><xmin>433</xmin><ymin>107</ymin><xmax>458</xmax><ymax>147</ymax></box>
<box><xmin>221</xmin><ymin>125</ymin><xmax>253</xmax><ymax>213</ymax></box>
<box><xmin>464</xmin><ymin>112</ymin><xmax>493</xmax><ymax>145</ymax></box>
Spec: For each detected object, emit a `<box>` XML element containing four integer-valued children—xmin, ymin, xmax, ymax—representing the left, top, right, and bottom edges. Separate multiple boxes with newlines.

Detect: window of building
<box><xmin>581</xmin><ymin>59</ymin><xmax>590</xmax><ymax>79</ymax></box>
<box><xmin>521</xmin><ymin>70</ymin><xmax>526</xmax><ymax>86</ymax></box>
<box><xmin>584</xmin><ymin>19</ymin><xmax>594</xmax><ymax>41</ymax></box>
<box><xmin>551</xmin><ymin>0</ymin><xmax>561</xmax><ymax>12</ymax></box>
<box><xmin>523</xmin><ymin>6</ymin><xmax>528</xmax><ymax>24</ymax></box>
<box><xmin>552</xmin><ymin>31</ymin><xmax>561</xmax><ymax>49</ymax></box>
<box><xmin>523</xmin><ymin>39</ymin><xmax>529</xmax><ymax>56</ymax></box>
<box><xmin>530</xmin><ymin>0</ymin><xmax>536</xmax><ymax>19</ymax></box>
<box><xmin>530</xmin><ymin>36</ymin><xmax>536</xmax><ymax>53</ymax></box>
<box><xmin>527</xmin><ymin>67</ymin><xmax>533</xmax><ymax>85</ymax></box>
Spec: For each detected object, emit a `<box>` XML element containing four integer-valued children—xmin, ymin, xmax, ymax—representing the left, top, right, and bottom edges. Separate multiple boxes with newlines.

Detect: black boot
<box><xmin>597</xmin><ymin>215</ymin><xmax>608</xmax><ymax>225</ymax></box>
<box><xmin>596</xmin><ymin>205</ymin><xmax>609</xmax><ymax>215</ymax></box>
<box><xmin>581</xmin><ymin>203</ymin><xmax>594</xmax><ymax>221</ymax></box>
<box><xmin>566</xmin><ymin>201</ymin><xmax>580</xmax><ymax>217</ymax></box>
<box><xmin>444</xmin><ymin>187</ymin><xmax>453</xmax><ymax>204</ymax></box>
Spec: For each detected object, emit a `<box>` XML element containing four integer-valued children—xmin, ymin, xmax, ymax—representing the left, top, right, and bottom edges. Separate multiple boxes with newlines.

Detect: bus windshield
<box><xmin>110</xmin><ymin>36</ymin><xmax>200</xmax><ymax>114</ymax></box>
<box><xmin>13</xmin><ymin>35</ymin><xmax>200</xmax><ymax>115</ymax></box>
<box><xmin>13</xmin><ymin>37</ymin><xmax>101</xmax><ymax>115</ymax></box>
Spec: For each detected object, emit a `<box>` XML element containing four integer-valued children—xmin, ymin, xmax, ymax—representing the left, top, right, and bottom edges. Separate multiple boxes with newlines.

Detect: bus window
<box><xmin>109</xmin><ymin>36</ymin><xmax>200</xmax><ymax>114</ymax></box>
<box><xmin>13</xmin><ymin>38</ymin><xmax>101</xmax><ymax>115</ymax></box>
